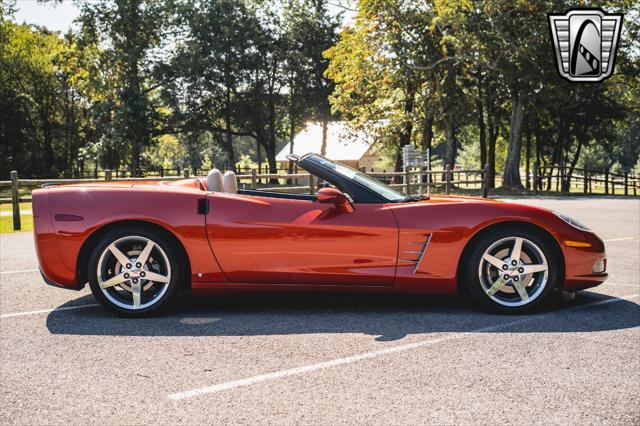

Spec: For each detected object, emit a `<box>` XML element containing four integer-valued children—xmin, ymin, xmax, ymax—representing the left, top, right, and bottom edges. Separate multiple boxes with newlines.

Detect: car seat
<box><xmin>206</xmin><ymin>169</ymin><xmax>223</xmax><ymax>192</ymax></box>
<box><xmin>222</xmin><ymin>171</ymin><xmax>238</xmax><ymax>194</ymax></box>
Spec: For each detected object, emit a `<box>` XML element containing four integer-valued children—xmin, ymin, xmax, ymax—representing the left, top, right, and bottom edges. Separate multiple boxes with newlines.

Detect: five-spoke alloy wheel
<box><xmin>464</xmin><ymin>227</ymin><xmax>559</xmax><ymax>313</ymax></box>
<box><xmin>87</xmin><ymin>226</ymin><xmax>182</xmax><ymax>316</ymax></box>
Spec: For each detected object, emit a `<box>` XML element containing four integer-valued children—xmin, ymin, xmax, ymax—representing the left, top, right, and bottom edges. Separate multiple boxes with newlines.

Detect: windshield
<box><xmin>311</xmin><ymin>155</ymin><xmax>408</xmax><ymax>202</ymax></box>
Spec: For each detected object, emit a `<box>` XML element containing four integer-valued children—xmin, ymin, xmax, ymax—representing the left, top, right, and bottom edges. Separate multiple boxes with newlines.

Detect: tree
<box><xmin>78</xmin><ymin>0</ymin><xmax>169</xmax><ymax>176</ymax></box>
<box><xmin>0</xmin><ymin>15</ymin><xmax>96</xmax><ymax>177</ymax></box>
<box><xmin>326</xmin><ymin>0</ymin><xmax>432</xmax><ymax>171</ymax></box>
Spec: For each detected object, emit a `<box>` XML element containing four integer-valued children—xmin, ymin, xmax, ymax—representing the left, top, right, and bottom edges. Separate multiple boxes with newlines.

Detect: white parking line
<box><xmin>0</xmin><ymin>268</ymin><xmax>39</xmax><ymax>275</ymax></box>
<box><xmin>0</xmin><ymin>303</ymin><xmax>99</xmax><ymax>319</ymax></box>
<box><xmin>167</xmin><ymin>293</ymin><xmax>640</xmax><ymax>401</ymax></box>
<box><xmin>604</xmin><ymin>237</ymin><xmax>636</xmax><ymax>242</ymax></box>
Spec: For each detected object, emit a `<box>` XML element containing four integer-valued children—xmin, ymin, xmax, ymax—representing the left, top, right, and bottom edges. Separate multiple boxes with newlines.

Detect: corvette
<box><xmin>33</xmin><ymin>153</ymin><xmax>607</xmax><ymax>316</ymax></box>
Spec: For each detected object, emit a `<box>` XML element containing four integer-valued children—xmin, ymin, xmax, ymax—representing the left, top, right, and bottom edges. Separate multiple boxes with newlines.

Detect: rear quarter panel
<box><xmin>34</xmin><ymin>182</ymin><xmax>224</xmax><ymax>288</ymax></box>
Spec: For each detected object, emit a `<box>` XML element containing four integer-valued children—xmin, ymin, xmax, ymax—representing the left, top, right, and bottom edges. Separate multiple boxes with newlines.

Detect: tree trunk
<box><xmin>535</xmin><ymin>124</ymin><xmax>542</xmax><ymax>191</ymax></box>
<box><xmin>224</xmin><ymin>87</ymin><xmax>237</xmax><ymax>173</ymax></box>
<box><xmin>400</xmin><ymin>90</ymin><xmax>415</xmax><ymax>148</ymax></box>
<box><xmin>288</xmin><ymin>83</ymin><xmax>296</xmax><ymax>178</ymax></box>
<box><xmin>502</xmin><ymin>89</ymin><xmax>526</xmax><ymax>188</ymax></box>
<box><xmin>559</xmin><ymin>124</ymin><xmax>571</xmax><ymax>192</ymax></box>
<box><xmin>483</xmin><ymin>77</ymin><xmax>498</xmax><ymax>188</ymax></box>
<box><xmin>320</xmin><ymin>119</ymin><xmax>328</xmax><ymax>156</ymax></box>
<box><xmin>256</xmin><ymin>137</ymin><xmax>262</xmax><ymax>174</ymax></box>
<box><xmin>476</xmin><ymin>78</ymin><xmax>486</xmax><ymax>169</ymax></box>
<box><xmin>443</xmin><ymin>118</ymin><xmax>457</xmax><ymax>171</ymax></box>
<box><xmin>565</xmin><ymin>133</ymin><xmax>586</xmax><ymax>191</ymax></box>
<box><xmin>267</xmin><ymin>93</ymin><xmax>278</xmax><ymax>183</ymax></box>
<box><xmin>123</xmin><ymin>56</ymin><xmax>147</xmax><ymax>177</ymax></box>
<box><xmin>525</xmin><ymin>118</ymin><xmax>531</xmax><ymax>190</ymax></box>
<box><xmin>267</xmin><ymin>151</ymin><xmax>277</xmax><ymax>177</ymax></box>
<box><xmin>394</xmin><ymin>89</ymin><xmax>416</xmax><ymax>173</ymax></box>
<box><xmin>487</xmin><ymin>113</ymin><xmax>498</xmax><ymax>189</ymax></box>
<box><xmin>422</xmin><ymin>111</ymin><xmax>433</xmax><ymax>183</ymax></box>
<box><xmin>547</xmin><ymin>135</ymin><xmax>561</xmax><ymax>191</ymax></box>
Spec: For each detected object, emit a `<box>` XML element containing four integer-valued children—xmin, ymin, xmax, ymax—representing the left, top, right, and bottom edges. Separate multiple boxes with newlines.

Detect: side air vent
<box><xmin>399</xmin><ymin>234</ymin><xmax>432</xmax><ymax>273</ymax></box>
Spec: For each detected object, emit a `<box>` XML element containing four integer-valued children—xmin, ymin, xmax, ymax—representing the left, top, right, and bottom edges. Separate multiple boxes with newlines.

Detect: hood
<box><xmin>414</xmin><ymin>194</ymin><xmax>503</xmax><ymax>206</ymax></box>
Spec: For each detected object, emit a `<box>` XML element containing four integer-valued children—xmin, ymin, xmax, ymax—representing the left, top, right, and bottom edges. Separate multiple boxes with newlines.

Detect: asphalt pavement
<box><xmin>1</xmin><ymin>197</ymin><xmax>638</xmax><ymax>425</ymax></box>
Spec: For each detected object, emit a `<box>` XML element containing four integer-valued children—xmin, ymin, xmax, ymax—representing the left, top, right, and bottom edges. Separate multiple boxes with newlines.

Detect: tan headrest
<box><xmin>206</xmin><ymin>169</ymin><xmax>223</xmax><ymax>192</ymax></box>
<box><xmin>222</xmin><ymin>171</ymin><xmax>238</xmax><ymax>194</ymax></box>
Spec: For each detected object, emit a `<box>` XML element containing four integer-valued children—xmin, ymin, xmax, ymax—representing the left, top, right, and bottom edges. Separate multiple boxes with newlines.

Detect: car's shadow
<box><xmin>46</xmin><ymin>291</ymin><xmax>639</xmax><ymax>341</ymax></box>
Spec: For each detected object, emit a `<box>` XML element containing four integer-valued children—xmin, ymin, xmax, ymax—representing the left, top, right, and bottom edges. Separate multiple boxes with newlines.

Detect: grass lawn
<box><xmin>0</xmin><ymin>202</ymin><xmax>32</xmax><ymax>213</ymax></box>
<box><xmin>0</xmin><ymin>214</ymin><xmax>33</xmax><ymax>233</ymax></box>
<box><xmin>0</xmin><ymin>202</ymin><xmax>33</xmax><ymax>233</ymax></box>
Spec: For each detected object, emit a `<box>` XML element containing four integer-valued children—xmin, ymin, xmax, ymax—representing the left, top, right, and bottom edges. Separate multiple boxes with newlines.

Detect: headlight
<box><xmin>553</xmin><ymin>211</ymin><xmax>591</xmax><ymax>231</ymax></box>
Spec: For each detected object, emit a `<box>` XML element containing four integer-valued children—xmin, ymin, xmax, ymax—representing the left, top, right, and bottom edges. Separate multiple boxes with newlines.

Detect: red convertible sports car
<box><xmin>33</xmin><ymin>153</ymin><xmax>607</xmax><ymax>316</ymax></box>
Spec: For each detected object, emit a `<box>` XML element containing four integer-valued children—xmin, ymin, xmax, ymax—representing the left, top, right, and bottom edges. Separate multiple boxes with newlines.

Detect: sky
<box><xmin>11</xmin><ymin>0</ymin><xmax>355</xmax><ymax>33</ymax></box>
<box><xmin>12</xmin><ymin>1</ymin><xmax>81</xmax><ymax>33</ymax></box>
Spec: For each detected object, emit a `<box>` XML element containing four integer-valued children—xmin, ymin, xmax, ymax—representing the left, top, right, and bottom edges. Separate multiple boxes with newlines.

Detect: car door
<box><xmin>205</xmin><ymin>192</ymin><xmax>398</xmax><ymax>285</ymax></box>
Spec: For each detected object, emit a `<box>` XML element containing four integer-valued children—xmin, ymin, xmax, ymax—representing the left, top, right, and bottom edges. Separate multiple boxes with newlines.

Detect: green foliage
<box><xmin>324</xmin><ymin>0</ymin><xmax>640</xmax><ymax>184</ymax></box>
<box><xmin>0</xmin><ymin>18</ymin><xmax>97</xmax><ymax>177</ymax></box>
<box><xmin>1</xmin><ymin>0</ymin><xmax>638</xmax><ymax>183</ymax></box>
<box><xmin>143</xmin><ymin>135</ymin><xmax>186</xmax><ymax>169</ymax></box>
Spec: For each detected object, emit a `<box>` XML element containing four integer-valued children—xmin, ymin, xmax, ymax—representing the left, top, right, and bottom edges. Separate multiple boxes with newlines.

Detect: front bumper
<box><xmin>561</xmin><ymin>232</ymin><xmax>608</xmax><ymax>291</ymax></box>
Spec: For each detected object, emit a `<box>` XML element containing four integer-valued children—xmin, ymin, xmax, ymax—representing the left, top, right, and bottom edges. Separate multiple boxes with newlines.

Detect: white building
<box><xmin>276</xmin><ymin>121</ymin><xmax>391</xmax><ymax>172</ymax></box>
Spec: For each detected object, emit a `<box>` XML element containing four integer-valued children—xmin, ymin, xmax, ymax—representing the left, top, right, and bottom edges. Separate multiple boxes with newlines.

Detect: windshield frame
<box><xmin>298</xmin><ymin>154</ymin><xmax>412</xmax><ymax>203</ymax></box>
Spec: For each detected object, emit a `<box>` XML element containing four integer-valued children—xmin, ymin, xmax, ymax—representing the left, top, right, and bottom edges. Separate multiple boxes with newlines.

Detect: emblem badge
<box><xmin>548</xmin><ymin>9</ymin><xmax>623</xmax><ymax>83</ymax></box>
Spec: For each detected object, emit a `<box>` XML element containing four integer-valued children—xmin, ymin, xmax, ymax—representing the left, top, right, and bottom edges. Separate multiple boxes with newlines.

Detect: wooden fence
<box><xmin>71</xmin><ymin>165</ymin><xmax>295</xmax><ymax>179</ymax></box>
<box><xmin>2</xmin><ymin>163</ymin><xmax>638</xmax><ymax>231</ymax></box>
<box><xmin>533</xmin><ymin>165</ymin><xmax>639</xmax><ymax>196</ymax></box>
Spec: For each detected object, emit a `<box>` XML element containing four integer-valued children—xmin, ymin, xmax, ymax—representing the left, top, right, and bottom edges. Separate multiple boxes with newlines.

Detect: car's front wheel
<box><xmin>464</xmin><ymin>227</ymin><xmax>560</xmax><ymax>313</ymax></box>
<box><xmin>87</xmin><ymin>226</ymin><xmax>182</xmax><ymax>316</ymax></box>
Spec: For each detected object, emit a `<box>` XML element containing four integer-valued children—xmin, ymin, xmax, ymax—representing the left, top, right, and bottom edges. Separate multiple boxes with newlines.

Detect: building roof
<box><xmin>276</xmin><ymin>122</ymin><xmax>374</xmax><ymax>162</ymax></box>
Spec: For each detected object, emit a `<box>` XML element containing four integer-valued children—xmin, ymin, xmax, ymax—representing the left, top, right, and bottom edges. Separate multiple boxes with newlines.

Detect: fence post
<box><xmin>183</xmin><ymin>168</ymin><xmax>190</xmax><ymax>179</ymax></box>
<box><xmin>482</xmin><ymin>163</ymin><xmax>490</xmax><ymax>198</ymax></box>
<box><xmin>308</xmin><ymin>175</ymin><xmax>315</xmax><ymax>195</ymax></box>
<box><xmin>611</xmin><ymin>175</ymin><xmax>615</xmax><ymax>195</ymax></box>
<box><xmin>604</xmin><ymin>170</ymin><xmax>609</xmax><ymax>194</ymax></box>
<box><xmin>583</xmin><ymin>169</ymin><xmax>588</xmax><ymax>194</ymax></box>
<box><xmin>10</xmin><ymin>171</ymin><xmax>21</xmax><ymax>231</ymax></box>
<box><xmin>105</xmin><ymin>169</ymin><xmax>112</xmax><ymax>181</ymax></box>
<box><xmin>533</xmin><ymin>162</ymin><xmax>539</xmax><ymax>195</ymax></box>
<box><xmin>445</xmin><ymin>165</ymin><xmax>451</xmax><ymax>195</ymax></box>
<box><xmin>251</xmin><ymin>169</ymin><xmax>257</xmax><ymax>190</ymax></box>
<box><xmin>624</xmin><ymin>172</ymin><xmax>628</xmax><ymax>196</ymax></box>
<box><xmin>404</xmin><ymin>169</ymin><xmax>411</xmax><ymax>195</ymax></box>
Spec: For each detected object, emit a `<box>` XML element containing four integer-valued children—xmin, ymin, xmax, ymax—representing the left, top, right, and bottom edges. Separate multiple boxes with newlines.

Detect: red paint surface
<box><xmin>32</xmin><ymin>179</ymin><xmax>607</xmax><ymax>294</ymax></box>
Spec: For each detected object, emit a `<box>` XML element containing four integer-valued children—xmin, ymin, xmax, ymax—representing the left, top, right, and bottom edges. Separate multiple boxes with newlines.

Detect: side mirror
<box><xmin>317</xmin><ymin>187</ymin><xmax>354</xmax><ymax>213</ymax></box>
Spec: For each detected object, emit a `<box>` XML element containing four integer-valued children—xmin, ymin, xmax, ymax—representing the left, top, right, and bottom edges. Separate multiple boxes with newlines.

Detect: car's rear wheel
<box><xmin>87</xmin><ymin>227</ymin><xmax>182</xmax><ymax>316</ymax></box>
<box><xmin>464</xmin><ymin>227</ymin><xmax>560</xmax><ymax>313</ymax></box>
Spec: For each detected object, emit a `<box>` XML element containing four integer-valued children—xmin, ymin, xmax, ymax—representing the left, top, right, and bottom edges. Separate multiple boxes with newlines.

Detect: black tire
<box><xmin>87</xmin><ymin>225</ymin><xmax>183</xmax><ymax>317</ymax></box>
<box><xmin>463</xmin><ymin>226</ymin><xmax>560</xmax><ymax>314</ymax></box>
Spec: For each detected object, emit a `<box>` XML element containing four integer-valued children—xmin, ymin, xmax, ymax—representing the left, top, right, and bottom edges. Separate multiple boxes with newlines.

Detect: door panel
<box><xmin>206</xmin><ymin>193</ymin><xmax>398</xmax><ymax>285</ymax></box>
